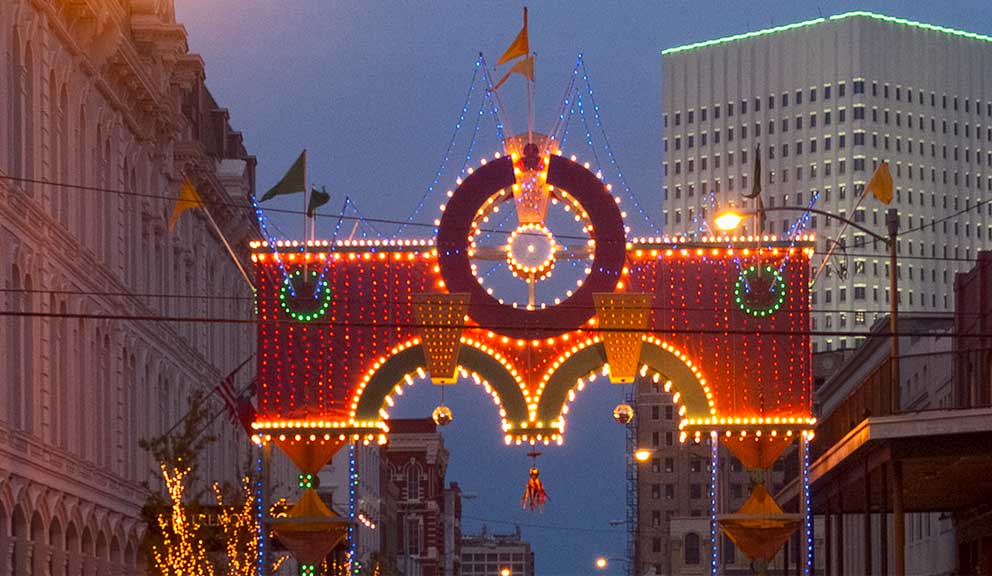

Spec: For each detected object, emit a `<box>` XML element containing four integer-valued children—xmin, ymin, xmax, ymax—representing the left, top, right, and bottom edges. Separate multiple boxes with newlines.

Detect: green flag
<box><xmin>261</xmin><ymin>150</ymin><xmax>306</xmax><ymax>201</ymax></box>
<box><xmin>307</xmin><ymin>186</ymin><xmax>330</xmax><ymax>217</ymax></box>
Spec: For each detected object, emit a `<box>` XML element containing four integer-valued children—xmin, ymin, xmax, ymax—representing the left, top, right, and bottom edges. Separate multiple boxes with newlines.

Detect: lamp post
<box><xmin>714</xmin><ymin>206</ymin><xmax>901</xmax><ymax>412</ymax></box>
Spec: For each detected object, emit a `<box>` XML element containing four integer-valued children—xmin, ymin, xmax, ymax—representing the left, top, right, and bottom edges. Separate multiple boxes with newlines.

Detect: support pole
<box><xmin>880</xmin><ymin>463</ymin><xmax>889</xmax><ymax>575</ymax></box>
<box><xmin>825</xmin><ymin>499</ymin><xmax>833</xmax><ymax>576</ymax></box>
<box><xmin>863</xmin><ymin>460</ymin><xmax>872</xmax><ymax>576</ymax></box>
<box><xmin>887</xmin><ymin>208</ymin><xmax>900</xmax><ymax>415</ymax></box>
<box><xmin>893</xmin><ymin>460</ymin><xmax>905</xmax><ymax>576</ymax></box>
<box><xmin>837</xmin><ymin>491</ymin><xmax>845</xmax><ymax>576</ymax></box>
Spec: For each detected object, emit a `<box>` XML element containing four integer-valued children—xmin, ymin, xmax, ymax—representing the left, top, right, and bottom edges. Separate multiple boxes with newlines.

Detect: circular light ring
<box><xmin>437</xmin><ymin>154</ymin><xmax>626</xmax><ymax>338</ymax></box>
<box><xmin>506</xmin><ymin>223</ymin><xmax>557</xmax><ymax>281</ymax></box>
<box><xmin>279</xmin><ymin>269</ymin><xmax>333</xmax><ymax>322</ymax></box>
<box><xmin>734</xmin><ymin>265</ymin><xmax>786</xmax><ymax>317</ymax></box>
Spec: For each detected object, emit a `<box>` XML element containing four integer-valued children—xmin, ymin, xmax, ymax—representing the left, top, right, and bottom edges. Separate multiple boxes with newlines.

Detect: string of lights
<box><xmin>578</xmin><ymin>56</ymin><xmax>662</xmax><ymax>235</ymax></box>
<box><xmin>395</xmin><ymin>56</ymin><xmax>483</xmax><ymax>236</ymax></box>
<box><xmin>3</xmin><ymin>307</ymin><xmax>990</xmax><ymax>338</ymax></box>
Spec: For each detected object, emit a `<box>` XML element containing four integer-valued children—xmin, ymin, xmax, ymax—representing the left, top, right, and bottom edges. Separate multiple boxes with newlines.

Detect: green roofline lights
<box><xmin>280</xmin><ymin>269</ymin><xmax>333</xmax><ymax>322</ymax></box>
<box><xmin>662</xmin><ymin>11</ymin><xmax>992</xmax><ymax>56</ymax></box>
<box><xmin>734</xmin><ymin>265</ymin><xmax>786</xmax><ymax>318</ymax></box>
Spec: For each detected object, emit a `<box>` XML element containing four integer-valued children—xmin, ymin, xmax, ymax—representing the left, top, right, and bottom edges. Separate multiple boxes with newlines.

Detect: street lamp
<box><xmin>714</xmin><ymin>205</ymin><xmax>902</xmax><ymax>412</ymax></box>
<box><xmin>500</xmin><ymin>568</ymin><xmax>511</xmax><ymax>576</ymax></box>
<box><xmin>633</xmin><ymin>448</ymin><xmax>653</xmax><ymax>463</ymax></box>
<box><xmin>594</xmin><ymin>556</ymin><xmax>630</xmax><ymax>570</ymax></box>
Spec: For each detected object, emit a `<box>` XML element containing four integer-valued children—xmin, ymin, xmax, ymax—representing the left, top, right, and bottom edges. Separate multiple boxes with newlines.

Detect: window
<box><xmin>684</xmin><ymin>534</ymin><xmax>701</xmax><ymax>565</ymax></box>
<box><xmin>810</xmin><ymin>87</ymin><xmax>817</xmax><ymax>102</ymax></box>
<box><xmin>690</xmin><ymin>484</ymin><xmax>702</xmax><ymax>499</ymax></box>
<box><xmin>854</xmin><ymin>106</ymin><xmax>865</xmax><ymax>120</ymax></box>
<box><xmin>406</xmin><ymin>465</ymin><xmax>421</xmax><ymax>499</ymax></box>
<box><xmin>674</xmin><ymin>112</ymin><xmax>681</xmax><ymax>126</ymax></box>
<box><xmin>854</xmin><ymin>286</ymin><xmax>866</xmax><ymax>300</ymax></box>
<box><xmin>854</xmin><ymin>80</ymin><xmax>865</xmax><ymax>94</ymax></box>
<box><xmin>690</xmin><ymin>458</ymin><xmax>702</xmax><ymax>473</ymax></box>
<box><xmin>824</xmin><ymin>85</ymin><xmax>832</xmax><ymax>100</ymax></box>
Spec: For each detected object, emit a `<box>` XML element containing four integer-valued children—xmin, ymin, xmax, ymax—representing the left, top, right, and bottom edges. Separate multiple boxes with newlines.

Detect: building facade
<box><xmin>954</xmin><ymin>250</ymin><xmax>992</xmax><ymax>408</ymax></box>
<box><xmin>383</xmin><ymin>419</ymin><xmax>450</xmax><ymax>576</ymax></box>
<box><xmin>319</xmin><ymin>444</ymin><xmax>385</xmax><ymax>572</ymax></box>
<box><xmin>460</xmin><ymin>526</ymin><xmax>535</xmax><ymax>576</ymax></box>
<box><xmin>662</xmin><ymin>11</ymin><xmax>992</xmax><ymax>352</ymax></box>
<box><xmin>634</xmin><ymin>377</ymin><xmax>784</xmax><ymax>574</ymax></box>
<box><xmin>0</xmin><ymin>0</ymin><xmax>267</xmax><ymax>573</ymax></box>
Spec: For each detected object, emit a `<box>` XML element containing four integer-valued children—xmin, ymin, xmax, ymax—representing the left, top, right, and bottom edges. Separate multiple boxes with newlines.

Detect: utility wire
<box><xmin>5</xmin><ymin>172</ymin><xmax>991</xmax><ymax>241</ymax></box>
<box><xmin>4</xmin><ymin>308</ymin><xmax>992</xmax><ymax>338</ymax></box>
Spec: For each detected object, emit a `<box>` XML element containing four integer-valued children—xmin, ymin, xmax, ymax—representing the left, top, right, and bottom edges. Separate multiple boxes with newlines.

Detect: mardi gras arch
<box><xmin>248</xmin><ymin>140</ymin><xmax>817</xmax><ymax>572</ymax></box>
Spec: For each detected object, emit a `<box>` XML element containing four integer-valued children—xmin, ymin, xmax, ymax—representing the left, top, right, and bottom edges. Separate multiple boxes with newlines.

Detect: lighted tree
<box><xmin>152</xmin><ymin>463</ymin><xmax>215</xmax><ymax>576</ymax></box>
<box><xmin>214</xmin><ymin>478</ymin><xmax>258</xmax><ymax>576</ymax></box>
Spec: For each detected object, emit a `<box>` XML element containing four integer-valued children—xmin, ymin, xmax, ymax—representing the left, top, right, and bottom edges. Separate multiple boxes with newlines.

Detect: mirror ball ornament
<box><xmin>432</xmin><ymin>405</ymin><xmax>453</xmax><ymax>426</ymax></box>
<box><xmin>613</xmin><ymin>403</ymin><xmax>634</xmax><ymax>425</ymax></box>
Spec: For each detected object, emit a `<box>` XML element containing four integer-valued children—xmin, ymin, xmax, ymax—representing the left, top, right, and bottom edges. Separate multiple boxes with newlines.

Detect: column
<box><xmin>837</xmin><ymin>491</ymin><xmax>845</xmax><ymax>576</ymax></box>
<box><xmin>892</xmin><ymin>460</ymin><xmax>905</xmax><ymax>576</ymax></box>
<box><xmin>880</xmin><ymin>464</ymin><xmax>888</xmax><ymax>576</ymax></box>
<box><xmin>825</xmin><ymin>500</ymin><xmax>832</xmax><ymax>576</ymax></box>
<box><xmin>863</xmin><ymin>460</ymin><xmax>872</xmax><ymax>576</ymax></box>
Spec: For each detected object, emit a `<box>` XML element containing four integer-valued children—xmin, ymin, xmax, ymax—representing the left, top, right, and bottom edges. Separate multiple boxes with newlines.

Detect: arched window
<box><xmin>9</xmin><ymin>30</ymin><xmax>23</xmax><ymax>179</ymax></box>
<box><xmin>23</xmin><ymin>42</ymin><xmax>34</xmax><ymax>195</ymax></box>
<box><xmin>684</xmin><ymin>533</ymin><xmax>700</xmax><ymax>565</ymax></box>
<box><xmin>406</xmin><ymin>464</ymin><xmax>421</xmax><ymax>500</ymax></box>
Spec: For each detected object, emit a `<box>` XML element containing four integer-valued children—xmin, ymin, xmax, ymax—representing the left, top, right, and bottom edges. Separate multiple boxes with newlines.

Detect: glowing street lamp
<box><xmin>595</xmin><ymin>556</ymin><xmax>609</xmax><ymax>569</ymax></box>
<box><xmin>633</xmin><ymin>448</ymin><xmax>653</xmax><ymax>463</ymax></box>
<box><xmin>714</xmin><ymin>210</ymin><xmax>745</xmax><ymax>232</ymax></box>
<box><xmin>500</xmin><ymin>568</ymin><xmax>511</xmax><ymax>576</ymax></box>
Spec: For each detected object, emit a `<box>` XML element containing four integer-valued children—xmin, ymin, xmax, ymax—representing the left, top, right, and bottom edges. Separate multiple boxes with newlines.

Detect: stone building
<box><xmin>0</xmin><ymin>0</ymin><xmax>273</xmax><ymax>573</ymax></box>
<box><xmin>460</xmin><ymin>526</ymin><xmax>535</xmax><ymax>576</ymax></box>
<box><xmin>383</xmin><ymin>419</ymin><xmax>451</xmax><ymax>576</ymax></box>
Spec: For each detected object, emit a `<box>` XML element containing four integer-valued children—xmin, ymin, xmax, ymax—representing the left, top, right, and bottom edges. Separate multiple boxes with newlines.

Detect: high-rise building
<box><xmin>460</xmin><ymin>525</ymin><xmax>535</xmax><ymax>576</ymax></box>
<box><xmin>0</xmin><ymin>0</ymin><xmax>273</xmax><ymax>573</ymax></box>
<box><xmin>383</xmin><ymin>418</ymin><xmax>451</xmax><ymax>576</ymax></box>
<box><xmin>661</xmin><ymin>11</ymin><xmax>992</xmax><ymax>352</ymax></box>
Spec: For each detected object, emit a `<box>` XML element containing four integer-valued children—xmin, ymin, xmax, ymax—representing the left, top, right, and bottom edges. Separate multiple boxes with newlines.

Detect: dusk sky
<box><xmin>174</xmin><ymin>2</ymin><xmax>992</xmax><ymax>573</ymax></box>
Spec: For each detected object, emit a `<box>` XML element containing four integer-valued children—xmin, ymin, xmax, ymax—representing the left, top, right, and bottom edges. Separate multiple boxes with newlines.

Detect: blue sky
<box><xmin>174</xmin><ymin>2</ymin><xmax>992</xmax><ymax>573</ymax></box>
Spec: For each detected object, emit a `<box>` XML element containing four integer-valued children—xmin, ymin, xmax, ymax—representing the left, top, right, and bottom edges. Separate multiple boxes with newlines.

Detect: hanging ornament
<box><xmin>521</xmin><ymin>451</ymin><xmax>549</xmax><ymax>512</ymax></box>
<box><xmin>432</xmin><ymin>404</ymin><xmax>453</xmax><ymax>427</ymax></box>
<box><xmin>613</xmin><ymin>403</ymin><xmax>634</xmax><ymax>425</ymax></box>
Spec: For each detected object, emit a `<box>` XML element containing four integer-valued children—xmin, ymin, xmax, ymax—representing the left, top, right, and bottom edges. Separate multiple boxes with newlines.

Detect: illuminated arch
<box><xmin>534</xmin><ymin>336</ymin><xmax>715</xmax><ymax>430</ymax></box>
<box><xmin>350</xmin><ymin>339</ymin><xmax>530</xmax><ymax>427</ymax></box>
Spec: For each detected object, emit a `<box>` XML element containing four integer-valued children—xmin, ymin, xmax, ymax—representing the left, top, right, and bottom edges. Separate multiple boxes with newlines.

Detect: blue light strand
<box><xmin>709</xmin><ymin>431</ymin><xmax>719</xmax><ymax>575</ymax></box>
<box><xmin>479</xmin><ymin>55</ymin><xmax>507</xmax><ymax>147</ymax></box>
<box><xmin>349</xmin><ymin>443</ymin><xmax>359</xmax><ymax>575</ymax></box>
<box><xmin>548</xmin><ymin>56</ymin><xmax>584</xmax><ymax>146</ymax></box>
<box><xmin>775</xmin><ymin>192</ymin><xmax>819</xmax><ymax>278</ymax></box>
<box><xmin>558</xmin><ymin>91</ymin><xmax>579</xmax><ymax>150</ymax></box>
<box><xmin>250</xmin><ymin>194</ymin><xmax>295</xmax><ymax>297</ymax></box>
<box><xmin>255</xmin><ymin>450</ymin><xmax>265</xmax><ymax>575</ymax></box>
<box><xmin>395</xmin><ymin>56</ymin><xmax>483</xmax><ymax>237</ymax></box>
<box><xmin>457</xmin><ymin>89</ymin><xmax>491</xmax><ymax>180</ymax></box>
<box><xmin>578</xmin><ymin>57</ymin><xmax>661</xmax><ymax>235</ymax></box>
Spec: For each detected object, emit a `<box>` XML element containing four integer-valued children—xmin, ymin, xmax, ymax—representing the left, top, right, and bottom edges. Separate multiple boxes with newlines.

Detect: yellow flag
<box><xmin>169</xmin><ymin>176</ymin><xmax>204</xmax><ymax>232</ymax></box>
<box><xmin>493</xmin><ymin>55</ymin><xmax>534</xmax><ymax>91</ymax></box>
<box><xmin>866</xmin><ymin>161</ymin><xmax>893</xmax><ymax>204</ymax></box>
<box><xmin>497</xmin><ymin>7</ymin><xmax>529</xmax><ymax>65</ymax></box>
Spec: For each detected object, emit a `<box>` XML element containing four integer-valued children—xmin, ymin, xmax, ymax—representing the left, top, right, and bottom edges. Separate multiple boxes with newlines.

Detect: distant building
<box><xmin>634</xmin><ymin>377</ymin><xmax>783</xmax><ymax>573</ymax></box>
<box><xmin>661</xmin><ymin>11</ymin><xmax>992</xmax><ymax>352</ymax></box>
<box><xmin>443</xmin><ymin>482</ymin><xmax>463</xmax><ymax>576</ymax></box>
<box><xmin>954</xmin><ymin>250</ymin><xmax>992</xmax><ymax>408</ymax></box>
<box><xmin>383</xmin><ymin>419</ymin><xmax>450</xmax><ymax>576</ymax></box>
<box><xmin>460</xmin><ymin>525</ymin><xmax>535</xmax><ymax>576</ymax></box>
<box><xmin>319</xmin><ymin>444</ymin><xmax>385</xmax><ymax>571</ymax></box>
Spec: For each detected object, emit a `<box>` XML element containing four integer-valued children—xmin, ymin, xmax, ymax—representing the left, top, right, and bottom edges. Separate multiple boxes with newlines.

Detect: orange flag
<box><xmin>169</xmin><ymin>176</ymin><xmax>204</xmax><ymax>232</ymax></box>
<box><xmin>493</xmin><ymin>55</ymin><xmax>534</xmax><ymax>90</ymax></box>
<box><xmin>497</xmin><ymin>7</ymin><xmax>529</xmax><ymax>65</ymax></box>
<box><xmin>866</xmin><ymin>161</ymin><xmax>893</xmax><ymax>204</ymax></box>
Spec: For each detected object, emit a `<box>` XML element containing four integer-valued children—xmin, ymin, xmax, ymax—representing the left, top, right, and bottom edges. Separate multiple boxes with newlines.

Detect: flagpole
<box><xmin>302</xmin><ymin>149</ymin><xmax>309</xmax><ymax>276</ymax></box>
<box><xmin>527</xmin><ymin>53</ymin><xmax>534</xmax><ymax>144</ymax></box>
<box><xmin>201</xmin><ymin>200</ymin><xmax>256</xmax><ymax>292</ymax></box>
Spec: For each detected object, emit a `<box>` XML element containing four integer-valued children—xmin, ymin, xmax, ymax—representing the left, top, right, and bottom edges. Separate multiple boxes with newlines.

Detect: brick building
<box><xmin>383</xmin><ymin>419</ymin><xmax>451</xmax><ymax>576</ymax></box>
